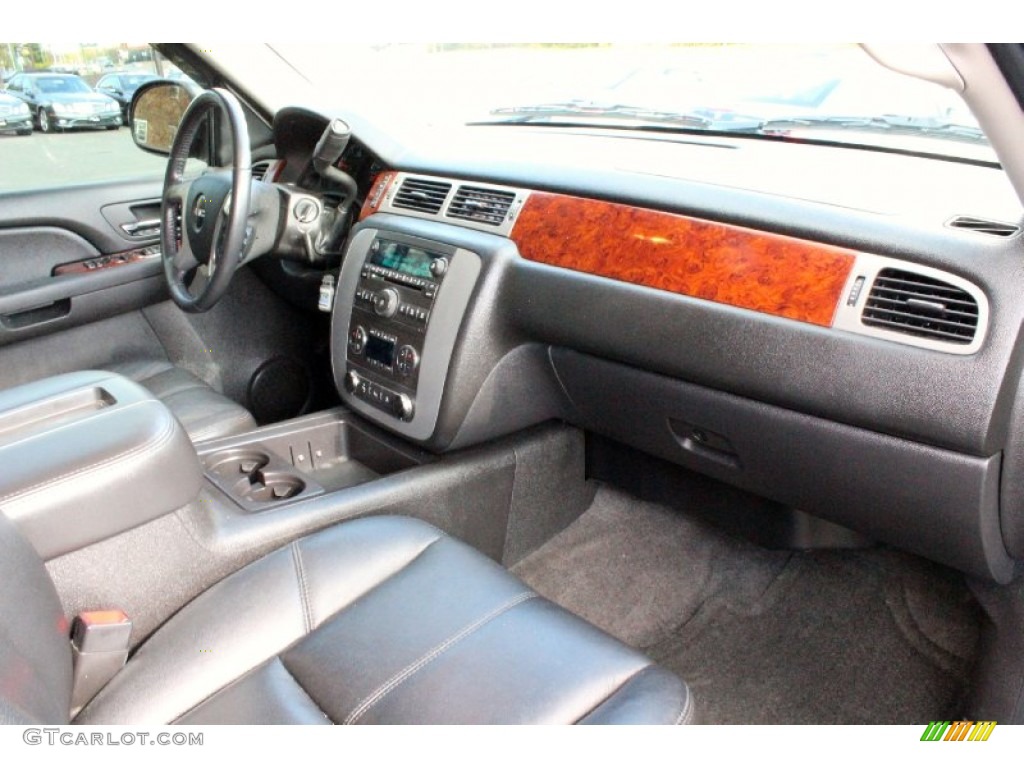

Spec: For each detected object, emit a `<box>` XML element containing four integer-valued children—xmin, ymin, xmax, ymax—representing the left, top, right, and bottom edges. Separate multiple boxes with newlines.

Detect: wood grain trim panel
<box><xmin>359</xmin><ymin>171</ymin><xmax>397</xmax><ymax>220</ymax></box>
<box><xmin>511</xmin><ymin>192</ymin><xmax>856</xmax><ymax>326</ymax></box>
<box><xmin>52</xmin><ymin>247</ymin><xmax>159</xmax><ymax>276</ymax></box>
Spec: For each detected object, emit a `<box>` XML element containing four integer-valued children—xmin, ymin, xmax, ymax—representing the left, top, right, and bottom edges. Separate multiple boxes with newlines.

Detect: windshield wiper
<box><xmin>472</xmin><ymin>100</ymin><xmax>714</xmax><ymax>130</ymax></box>
<box><xmin>758</xmin><ymin>114</ymin><xmax>987</xmax><ymax>144</ymax></box>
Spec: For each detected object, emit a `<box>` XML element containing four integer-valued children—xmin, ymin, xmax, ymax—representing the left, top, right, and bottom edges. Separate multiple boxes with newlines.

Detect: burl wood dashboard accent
<box><xmin>511</xmin><ymin>192</ymin><xmax>857</xmax><ymax>327</ymax></box>
<box><xmin>360</xmin><ymin>171</ymin><xmax>397</xmax><ymax>220</ymax></box>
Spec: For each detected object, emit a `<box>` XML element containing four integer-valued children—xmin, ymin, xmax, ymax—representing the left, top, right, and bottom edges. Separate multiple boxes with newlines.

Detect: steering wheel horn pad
<box><xmin>185</xmin><ymin>174</ymin><xmax>232</xmax><ymax>265</ymax></box>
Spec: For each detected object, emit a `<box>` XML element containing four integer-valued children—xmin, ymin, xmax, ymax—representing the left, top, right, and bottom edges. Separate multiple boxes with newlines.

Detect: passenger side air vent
<box><xmin>446</xmin><ymin>185</ymin><xmax>517</xmax><ymax>226</ymax></box>
<box><xmin>862</xmin><ymin>268</ymin><xmax>979</xmax><ymax>344</ymax></box>
<box><xmin>947</xmin><ymin>215</ymin><xmax>1020</xmax><ymax>237</ymax></box>
<box><xmin>391</xmin><ymin>177</ymin><xmax>452</xmax><ymax>215</ymax></box>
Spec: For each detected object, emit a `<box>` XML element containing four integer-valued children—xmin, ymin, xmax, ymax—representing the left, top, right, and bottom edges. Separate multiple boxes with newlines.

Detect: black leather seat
<box><xmin>0</xmin><ymin>513</ymin><xmax>694</xmax><ymax>725</ymax></box>
<box><xmin>107</xmin><ymin>360</ymin><xmax>256</xmax><ymax>442</ymax></box>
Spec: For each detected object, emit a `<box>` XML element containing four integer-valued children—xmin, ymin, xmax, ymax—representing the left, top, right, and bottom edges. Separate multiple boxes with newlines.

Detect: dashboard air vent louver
<box><xmin>862</xmin><ymin>268</ymin><xmax>979</xmax><ymax>344</ymax></box>
<box><xmin>391</xmin><ymin>177</ymin><xmax>452</xmax><ymax>215</ymax></box>
<box><xmin>251</xmin><ymin>160</ymin><xmax>271</xmax><ymax>182</ymax></box>
<box><xmin>447</xmin><ymin>185</ymin><xmax>516</xmax><ymax>226</ymax></box>
<box><xmin>947</xmin><ymin>216</ymin><xmax>1020</xmax><ymax>237</ymax></box>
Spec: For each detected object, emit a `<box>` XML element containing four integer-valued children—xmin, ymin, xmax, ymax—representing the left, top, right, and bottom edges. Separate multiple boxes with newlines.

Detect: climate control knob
<box><xmin>373</xmin><ymin>288</ymin><xmax>400</xmax><ymax>318</ymax></box>
<box><xmin>344</xmin><ymin>370</ymin><xmax>361</xmax><ymax>393</ymax></box>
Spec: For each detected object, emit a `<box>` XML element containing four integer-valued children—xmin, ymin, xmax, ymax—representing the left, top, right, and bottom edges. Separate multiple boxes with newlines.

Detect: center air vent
<box><xmin>392</xmin><ymin>177</ymin><xmax>452</xmax><ymax>215</ymax></box>
<box><xmin>447</xmin><ymin>185</ymin><xmax>516</xmax><ymax>226</ymax></box>
<box><xmin>862</xmin><ymin>268</ymin><xmax>979</xmax><ymax>344</ymax></box>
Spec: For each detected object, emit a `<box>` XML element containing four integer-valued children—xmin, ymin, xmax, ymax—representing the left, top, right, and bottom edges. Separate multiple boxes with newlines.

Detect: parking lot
<box><xmin>0</xmin><ymin>127</ymin><xmax>166</xmax><ymax>192</ymax></box>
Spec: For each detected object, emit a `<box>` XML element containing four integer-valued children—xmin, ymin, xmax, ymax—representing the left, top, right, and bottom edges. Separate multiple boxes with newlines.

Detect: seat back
<box><xmin>0</xmin><ymin>512</ymin><xmax>71</xmax><ymax>724</ymax></box>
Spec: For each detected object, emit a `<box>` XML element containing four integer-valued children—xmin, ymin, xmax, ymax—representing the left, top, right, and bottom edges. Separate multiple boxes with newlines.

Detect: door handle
<box><xmin>120</xmin><ymin>219</ymin><xmax>160</xmax><ymax>237</ymax></box>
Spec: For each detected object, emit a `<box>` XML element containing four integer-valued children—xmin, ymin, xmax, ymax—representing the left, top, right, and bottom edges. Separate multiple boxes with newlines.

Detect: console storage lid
<box><xmin>0</xmin><ymin>370</ymin><xmax>202</xmax><ymax>559</ymax></box>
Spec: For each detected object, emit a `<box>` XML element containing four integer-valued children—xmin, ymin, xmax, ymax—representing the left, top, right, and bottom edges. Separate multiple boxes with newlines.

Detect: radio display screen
<box><xmin>365</xmin><ymin>335</ymin><xmax>395</xmax><ymax>368</ymax></box>
<box><xmin>371</xmin><ymin>241</ymin><xmax>437</xmax><ymax>279</ymax></box>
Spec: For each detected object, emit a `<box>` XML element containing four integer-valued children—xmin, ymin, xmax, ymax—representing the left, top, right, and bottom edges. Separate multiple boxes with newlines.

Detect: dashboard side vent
<box><xmin>446</xmin><ymin>185</ymin><xmax>516</xmax><ymax>226</ymax></box>
<box><xmin>252</xmin><ymin>160</ymin><xmax>271</xmax><ymax>182</ymax></box>
<box><xmin>391</xmin><ymin>177</ymin><xmax>452</xmax><ymax>214</ymax></box>
<box><xmin>947</xmin><ymin>215</ymin><xmax>1020</xmax><ymax>237</ymax></box>
<box><xmin>862</xmin><ymin>268</ymin><xmax>979</xmax><ymax>344</ymax></box>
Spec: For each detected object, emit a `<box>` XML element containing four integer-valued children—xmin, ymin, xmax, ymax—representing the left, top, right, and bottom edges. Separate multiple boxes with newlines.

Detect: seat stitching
<box><xmin>291</xmin><ymin>541</ymin><xmax>314</xmax><ymax>633</ymax></box>
<box><xmin>138</xmin><ymin>533</ymin><xmax>447</xmax><ymax>726</ymax></box>
<box><xmin>344</xmin><ymin>590</ymin><xmax>537</xmax><ymax>725</ymax></box>
<box><xmin>675</xmin><ymin>688</ymin><xmax>695</xmax><ymax>725</ymax></box>
<box><xmin>0</xmin><ymin>408</ymin><xmax>177</xmax><ymax>505</ymax></box>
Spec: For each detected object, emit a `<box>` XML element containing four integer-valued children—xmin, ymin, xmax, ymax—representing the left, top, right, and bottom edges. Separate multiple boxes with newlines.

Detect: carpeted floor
<box><xmin>511</xmin><ymin>484</ymin><xmax>982</xmax><ymax>724</ymax></box>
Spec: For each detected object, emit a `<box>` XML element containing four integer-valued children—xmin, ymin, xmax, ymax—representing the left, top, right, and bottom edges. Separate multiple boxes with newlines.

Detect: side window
<box><xmin>0</xmin><ymin>43</ymin><xmax>184</xmax><ymax>193</ymax></box>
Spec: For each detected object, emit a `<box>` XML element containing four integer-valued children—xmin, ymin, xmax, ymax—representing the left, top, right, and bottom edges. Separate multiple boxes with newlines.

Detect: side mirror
<box><xmin>129</xmin><ymin>79</ymin><xmax>202</xmax><ymax>156</ymax></box>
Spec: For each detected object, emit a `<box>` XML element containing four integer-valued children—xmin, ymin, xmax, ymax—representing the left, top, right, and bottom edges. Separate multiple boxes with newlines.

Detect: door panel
<box><xmin>0</xmin><ymin>178</ymin><xmax>168</xmax><ymax>368</ymax></box>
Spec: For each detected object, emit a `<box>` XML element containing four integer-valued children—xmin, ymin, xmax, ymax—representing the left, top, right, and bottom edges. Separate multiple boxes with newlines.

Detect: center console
<box><xmin>332</xmin><ymin>227</ymin><xmax>481</xmax><ymax>441</ymax></box>
<box><xmin>0</xmin><ymin>371</ymin><xmax>201</xmax><ymax>560</ymax></box>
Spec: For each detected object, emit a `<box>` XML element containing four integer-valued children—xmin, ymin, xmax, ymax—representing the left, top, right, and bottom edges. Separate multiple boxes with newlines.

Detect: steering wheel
<box><xmin>160</xmin><ymin>89</ymin><xmax>251</xmax><ymax>313</ymax></box>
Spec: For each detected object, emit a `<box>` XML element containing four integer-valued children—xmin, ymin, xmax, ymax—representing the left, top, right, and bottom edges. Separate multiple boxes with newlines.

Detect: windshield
<box><xmin>256</xmin><ymin>43</ymin><xmax>994</xmax><ymax>164</ymax></box>
<box><xmin>121</xmin><ymin>74</ymin><xmax>155</xmax><ymax>88</ymax></box>
<box><xmin>35</xmin><ymin>75</ymin><xmax>92</xmax><ymax>94</ymax></box>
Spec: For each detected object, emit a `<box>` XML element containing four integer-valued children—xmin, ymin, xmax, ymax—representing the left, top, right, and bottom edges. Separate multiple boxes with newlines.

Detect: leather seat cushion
<box><xmin>76</xmin><ymin>516</ymin><xmax>693</xmax><ymax>725</ymax></box>
<box><xmin>108</xmin><ymin>360</ymin><xmax>256</xmax><ymax>442</ymax></box>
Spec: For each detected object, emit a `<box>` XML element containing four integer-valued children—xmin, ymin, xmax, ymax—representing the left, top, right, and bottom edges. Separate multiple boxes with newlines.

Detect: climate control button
<box><xmin>348</xmin><ymin>325</ymin><xmax>367</xmax><ymax>355</ymax></box>
<box><xmin>396</xmin><ymin>345</ymin><xmax>419</xmax><ymax>377</ymax></box>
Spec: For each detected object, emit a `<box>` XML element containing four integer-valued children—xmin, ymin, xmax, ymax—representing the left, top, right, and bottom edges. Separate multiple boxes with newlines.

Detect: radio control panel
<box><xmin>333</xmin><ymin>227</ymin><xmax>481</xmax><ymax>440</ymax></box>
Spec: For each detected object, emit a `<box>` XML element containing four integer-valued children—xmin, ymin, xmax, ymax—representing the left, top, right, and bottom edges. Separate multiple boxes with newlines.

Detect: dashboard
<box><xmin>267</xmin><ymin>106</ymin><xmax>1024</xmax><ymax>585</ymax></box>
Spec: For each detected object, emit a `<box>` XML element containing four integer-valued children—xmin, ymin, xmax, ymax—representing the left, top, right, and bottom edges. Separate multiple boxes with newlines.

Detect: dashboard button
<box><xmin>348</xmin><ymin>325</ymin><xmax>367</xmax><ymax>355</ymax></box>
<box><xmin>396</xmin><ymin>345</ymin><xmax>419</xmax><ymax>377</ymax></box>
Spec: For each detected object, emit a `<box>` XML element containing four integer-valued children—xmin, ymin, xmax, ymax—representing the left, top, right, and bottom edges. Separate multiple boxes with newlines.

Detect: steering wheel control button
<box><xmin>348</xmin><ymin>325</ymin><xmax>367</xmax><ymax>355</ymax></box>
<box><xmin>429</xmin><ymin>257</ymin><xmax>448</xmax><ymax>278</ymax></box>
<box><xmin>397</xmin><ymin>345</ymin><xmax>419</xmax><ymax>377</ymax></box>
<box><xmin>373</xmin><ymin>288</ymin><xmax>400</xmax><ymax>318</ymax></box>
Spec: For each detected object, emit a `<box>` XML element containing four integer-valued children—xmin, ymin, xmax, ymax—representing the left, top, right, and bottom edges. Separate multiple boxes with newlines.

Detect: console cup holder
<box><xmin>202</xmin><ymin>448</ymin><xmax>307</xmax><ymax>507</ymax></box>
<box><xmin>198</xmin><ymin>414</ymin><xmax>430</xmax><ymax>512</ymax></box>
<box><xmin>205</xmin><ymin>449</ymin><xmax>271</xmax><ymax>481</ymax></box>
<box><xmin>232</xmin><ymin>469</ymin><xmax>305</xmax><ymax>503</ymax></box>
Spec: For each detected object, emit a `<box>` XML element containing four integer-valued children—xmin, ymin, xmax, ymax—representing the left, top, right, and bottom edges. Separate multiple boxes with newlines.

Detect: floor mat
<box><xmin>511</xmin><ymin>484</ymin><xmax>982</xmax><ymax>724</ymax></box>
